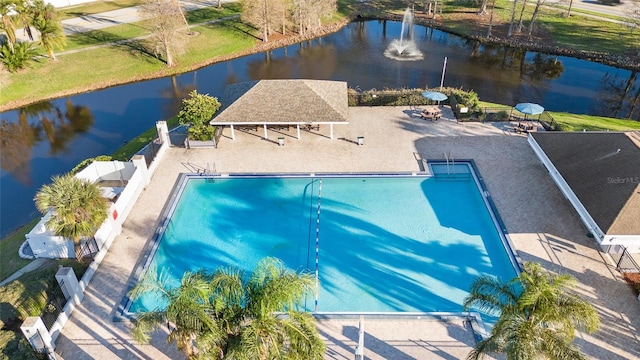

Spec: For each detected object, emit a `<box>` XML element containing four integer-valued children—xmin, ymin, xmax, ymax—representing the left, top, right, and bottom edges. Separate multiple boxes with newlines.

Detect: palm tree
<box><xmin>14</xmin><ymin>0</ymin><xmax>35</xmax><ymax>41</ymax></box>
<box><xmin>463</xmin><ymin>262</ymin><xmax>600</xmax><ymax>360</ymax></box>
<box><xmin>34</xmin><ymin>174</ymin><xmax>108</xmax><ymax>259</ymax></box>
<box><xmin>31</xmin><ymin>0</ymin><xmax>65</xmax><ymax>60</ymax></box>
<box><xmin>0</xmin><ymin>0</ymin><xmax>17</xmax><ymax>52</ymax></box>
<box><xmin>130</xmin><ymin>257</ymin><xmax>326</xmax><ymax>359</ymax></box>
<box><xmin>217</xmin><ymin>257</ymin><xmax>325</xmax><ymax>359</ymax></box>
<box><xmin>130</xmin><ymin>269</ymin><xmax>225</xmax><ymax>359</ymax></box>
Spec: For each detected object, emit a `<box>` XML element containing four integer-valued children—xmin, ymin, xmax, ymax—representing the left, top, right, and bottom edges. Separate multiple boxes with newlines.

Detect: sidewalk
<box><xmin>0</xmin><ymin>258</ymin><xmax>49</xmax><ymax>287</ymax></box>
<box><xmin>14</xmin><ymin>0</ymin><xmax>235</xmax><ymax>41</ymax></box>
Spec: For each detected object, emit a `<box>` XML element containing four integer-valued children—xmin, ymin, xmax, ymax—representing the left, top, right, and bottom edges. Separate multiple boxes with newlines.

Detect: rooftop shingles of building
<box><xmin>531</xmin><ymin>131</ymin><xmax>640</xmax><ymax>235</ymax></box>
<box><xmin>210</xmin><ymin>79</ymin><xmax>349</xmax><ymax>125</ymax></box>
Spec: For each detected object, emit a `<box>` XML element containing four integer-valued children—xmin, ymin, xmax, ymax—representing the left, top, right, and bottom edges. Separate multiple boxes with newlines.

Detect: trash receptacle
<box><xmin>278</xmin><ymin>137</ymin><xmax>285</xmax><ymax>146</ymax></box>
<box><xmin>357</xmin><ymin>136</ymin><xmax>364</xmax><ymax>145</ymax></box>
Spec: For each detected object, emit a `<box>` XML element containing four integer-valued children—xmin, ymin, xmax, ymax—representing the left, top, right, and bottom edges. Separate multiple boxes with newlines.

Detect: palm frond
<box><xmin>131</xmin><ymin>311</ymin><xmax>165</xmax><ymax>344</ymax></box>
<box><xmin>210</xmin><ymin>266</ymin><xmax>245</xmax><ymax>308</ymax></box>
<box><xmin>539</xmin><ymin>326</ymin><xmax>590</xmax><ymax>360</ymax></box>
<box><xmin>281</xmin><ymin>312</ymin><xmax>325</xmax><ymax>359</ymax></box>
<box><xmin>129</xmin><ymin>267</ymin><xmax>172</xmax><ymax>302</ymax></box>
<box><xmin>465</xmin><ymin>262</ymin><xmax>600</xmax><ymax>360</ymax></box>
<box><xmin>463</xmin><ymin>274</ymin><xmax>519</xmax><ymax>316</ymax></box>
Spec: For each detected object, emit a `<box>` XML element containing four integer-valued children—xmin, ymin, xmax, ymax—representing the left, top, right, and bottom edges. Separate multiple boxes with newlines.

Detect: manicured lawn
<box><xmin>186</xmin><ymin>2</ymin><xmax>242</xmax><ymax>23</ymax></box>
<box><xmin>63</xmin><ymin>3</ymin><xmax>242</xmax><ymax>51</ymax></box>
<box><xmin>4</xmin><ymin>0</ymin><xmax>638</xmax><ymax>110</ymax></box>
<box><xmin>0</xmin><ymin>219</ymin><xmax>39</xmax><ymax>282</ymax></box>
<box><xmin>57</xmin><ymin>0</ymin><xmax>144</xmax><ymax>20</ymax></box>
<box><xmin>540</xmin><ymin>10</ymin><xmax>639</xmax><ymax>53</ymax></box>
<box><xmin>0</xmin><ymin>260</ymin><xmax>88</xmax><ymax>360</ymax></box>
<box><xmin>479</xmin><ymin>101</ymin><xmax>640</xmax><ymax>131</ymax></box>
<box><xmin>112</xmin><ymin>116</ymin><xmax>180</xmax><ymax>160</ymax></box>
<box><xmin>440</xmin><ymin>0</ymin><xmax>639</xmax><ymax>55</ymax></box>
<box><xmin>551</xmin><ymin>112</ymin><xmax>640</xmax><ymax>131</ymax></box>
<box><xmin>1</xmin><ymin>19</ymin><xmax>258</xmax><ymax>109</ymax></box>
<box><xmin>64</xmin><ymin>22</ymin><xmax>151</xmax><ymax>51</ymax></box>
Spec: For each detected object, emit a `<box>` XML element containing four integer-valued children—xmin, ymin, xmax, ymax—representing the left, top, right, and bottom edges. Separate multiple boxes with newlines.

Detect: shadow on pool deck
<box><xmin>53</xmin><ymin>106</ymin><xmax>640</xmax><ymax>359</ymax></box>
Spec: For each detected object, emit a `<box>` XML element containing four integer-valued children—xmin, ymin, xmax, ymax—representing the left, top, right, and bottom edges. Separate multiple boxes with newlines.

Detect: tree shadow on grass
<box><xmin>68</xmin><ymin>28</ymin><xmax>162</xmax><ymax>64</ymax></box>
<box><xmin>209</xmin><ymin>18</ymin><xmax>262</xmax><ymax>42</ymax></box>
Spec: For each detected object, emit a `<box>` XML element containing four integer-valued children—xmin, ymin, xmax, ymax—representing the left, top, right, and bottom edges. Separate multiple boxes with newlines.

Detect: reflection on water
<box><xmin>468</xmin><ymin>45</ymin><xmax>564</xmax><ymax>83</ymax></box>
<box><xmin>599</xmin><ymin>71</ymin><xmax>640</xmax><ymax>119</ymax></box>
<box><xmin>1</xmin><ymin>99</ymin><xmax>94</xmax><ymax>185</ymax></box>
<box><xmin>0</xmin><ymin>20</ymin><xmax>638</xmax><ymax>237</ymax></box>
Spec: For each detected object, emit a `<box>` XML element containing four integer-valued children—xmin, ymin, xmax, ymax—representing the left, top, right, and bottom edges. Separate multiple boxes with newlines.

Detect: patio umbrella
<box><xmin>422</xmin><ymin>91</ymin><xmax>448</xmax><ymax>102</ymax></box>
<box><xmin>514</xmin><ymin>102</ymin><xmax>544</xmax><ymax>115</ymax></box>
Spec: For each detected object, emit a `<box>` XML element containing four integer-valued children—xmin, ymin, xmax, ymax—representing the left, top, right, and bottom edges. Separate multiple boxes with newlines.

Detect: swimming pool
<box><xmin>128</xmin><ymin>163</ymin><xmax>519</xmax><ymax>317</ymax></box>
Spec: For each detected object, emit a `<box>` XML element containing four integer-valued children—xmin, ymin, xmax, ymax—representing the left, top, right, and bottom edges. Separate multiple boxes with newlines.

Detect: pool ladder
<box><xmin>203</xmin><ymin>162</ymin><xmax>217</xmax><ymax>182</ymax></box>
<box><xmin>443</xmin><ymin>152</ymin><xmax>456</xmax><ymax>176</ymax></box>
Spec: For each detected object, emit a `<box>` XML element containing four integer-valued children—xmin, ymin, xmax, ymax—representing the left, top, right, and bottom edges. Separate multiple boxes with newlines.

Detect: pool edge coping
<box><xmin>116</xmin><ymin>169</ymin><xmax>521</xmax><ymax>332</ymax></box>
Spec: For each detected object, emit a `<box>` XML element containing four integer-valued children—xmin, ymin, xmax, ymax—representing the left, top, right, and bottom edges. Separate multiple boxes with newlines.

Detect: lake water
<box><xmin>0</xmin><ymin>20</ymin><xmax>638</xmax><ymax>237</ymax></box>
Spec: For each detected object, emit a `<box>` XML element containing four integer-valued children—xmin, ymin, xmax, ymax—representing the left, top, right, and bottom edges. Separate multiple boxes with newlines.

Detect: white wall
<box><xmin>26</xmin><ymin>213</ymin><xmax>74</xmax><ymax>258</ymax></box>
<box><xmin>113</xmin><ymin>168</ymin><xmax>145</xmax><ymax>224</ymax></box>
<box><xmin>25</xmin><ymin>161</ymin><xmax>142</xmax><ymax>259</ymax></box>
<box><xmin>75</xmin><ymin>161</ymin><xmax>134</xmax><ymax>183</ymax></box>
<box><xmin>604</xmin><ymin>235</ymin><xmax>640</xmax><ymax>253</ymax></box>
<box><xmin>27</xmin><ymin>232</ymin><xmax>73</xmax><ymax>259</ymax></box>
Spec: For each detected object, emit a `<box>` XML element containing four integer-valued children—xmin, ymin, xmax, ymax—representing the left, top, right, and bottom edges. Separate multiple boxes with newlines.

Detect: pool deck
<box><xmin>54</xmin><ymin>106</ymin><xmax>640</xmax><ymax>359</ymax></box>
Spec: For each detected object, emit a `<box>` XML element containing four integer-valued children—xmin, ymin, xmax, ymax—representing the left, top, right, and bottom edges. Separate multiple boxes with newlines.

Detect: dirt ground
<box><xmin>623</xmin><ymin>273</ymin><xmax>640</xmax><ymax>296</ymax></box>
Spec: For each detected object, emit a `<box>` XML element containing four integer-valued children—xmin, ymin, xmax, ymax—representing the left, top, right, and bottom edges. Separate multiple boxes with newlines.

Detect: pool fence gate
<box><xmin>614</xmin><ymin>246</ymin><xmax>640</xmax><ymax>273</ymax></box>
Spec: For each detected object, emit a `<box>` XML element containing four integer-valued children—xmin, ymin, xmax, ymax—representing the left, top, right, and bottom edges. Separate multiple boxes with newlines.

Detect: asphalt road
<box><xmin>549</xmin><ymin>0</ymin><xmax>638</xmax><ymax>18</ymax></box>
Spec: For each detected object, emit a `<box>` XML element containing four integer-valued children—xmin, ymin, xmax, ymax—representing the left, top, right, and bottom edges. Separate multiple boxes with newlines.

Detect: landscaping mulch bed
<box><xmin>623</xmin><ymin>272</ymin><xmax>640</xmax><ymax>296</ymax></box>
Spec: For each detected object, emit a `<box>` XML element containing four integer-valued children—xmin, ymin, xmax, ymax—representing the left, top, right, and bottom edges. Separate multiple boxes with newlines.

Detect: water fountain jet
<box><xmin>384</xmin><ymin>8</ymin><xmax>424</xmax><ymax>61</ymax></box>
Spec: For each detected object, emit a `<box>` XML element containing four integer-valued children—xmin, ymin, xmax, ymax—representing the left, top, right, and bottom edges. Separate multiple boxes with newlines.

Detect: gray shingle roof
<box><xmin>210</xmin><ymin>80</ymin><xmax>349</xmax><ymax>125</ymax></box>
<box><xmin>531</xmin><ymin>132</ymin><xmax>640</xmax><ymax>235</ymax></box>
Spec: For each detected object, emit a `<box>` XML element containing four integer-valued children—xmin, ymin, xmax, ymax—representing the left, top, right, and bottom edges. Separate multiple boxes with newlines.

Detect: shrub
<box><xmin>496</xmin><ymin>110</ymin><xmax>510</xmax><ymax>120</ymax></box>
<box><xmin>0</xmin><ymin>42</ymin><xmax>39</xmax><ymax>72</ymax></box>
<box><xmin>187</xmin><ymin>124</ymin><xmax>216</xmax><ymax>141</ymax></box>
<box><xmin>177</xmin><ymin>90</ymin><xmax>221</xmax><ymax>141</ymax></box>
<box><xmin>450</xmin><ymin>88</ymin><xmax>480</xmax><ymax>112</ymax></box>
<box><xmin>70</xmin><ymin>155</ymin><xmax>113</xmax><ymax>174</ymax></box>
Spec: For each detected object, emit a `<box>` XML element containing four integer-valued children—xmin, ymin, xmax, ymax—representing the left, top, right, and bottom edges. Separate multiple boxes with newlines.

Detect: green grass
<box><xmin>112</xmin><ymin>116</ymin><xmax>180</xmax><ymax>160</ymax></box>
<box><xmin>62</xmin><ymin>3</ymin><xmax>243</xmax><ymax>52</ymax></box>
<box><xmin>0</xmin><ymin>219</ymin><xmax>39</xmax><ymax>282</ymax></box>
<box><xmin>551</xmin><ymin>112</ymin><xmax>640</xmax><ymax>131</ymax></box>
<box><xmin>186</xmin><ymin>2</ymin><xmax>242</xmax><ymax>23</ymax></box>
<box><xmin>1</xmin><ymin>19</ymin><xmax>258</xmax><ymax>109</ymax></box>
<box><xmin>64</xmin><ymin>22</ymin><xmax>151</xmax><ymax>51</ymax></box>
<box><xmin>0</xmin><ymin>260</ymin><xmax>88</xmax><ymax>360</ymax></box>
<box><xmin>479</xmin><ymin>101</ymin><xmax>640</xmax><ymax>131</ymax></box>
<box><xmin>440</xmin><ymin>0</ymin><xmax>639</xmax><ymax>55</ymax></box>
<box><xmin>57</xmin><ymin>0</ymin><xmax>144</xmax><ymax>20</ymax></box>
<box><xmin>553</xmin><ymin>5</ymin><xmax>625</xmax><ymax>22</ymax></box>
<box><xmin>539</xmin><ymin>10</ymin><xmax>639</xmax><ymax>53</ymax></box>
<box><xmin>4</xmin><ymin>0</ymin><xmax>640</xmax><ymax>110</ymax></box>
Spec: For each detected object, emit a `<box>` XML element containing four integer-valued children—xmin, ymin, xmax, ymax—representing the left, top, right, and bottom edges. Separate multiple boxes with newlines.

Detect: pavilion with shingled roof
<box><xmin>209</xmin><ymin>79</ymin><xmax>349</xmax><ymax>141</ymax></box>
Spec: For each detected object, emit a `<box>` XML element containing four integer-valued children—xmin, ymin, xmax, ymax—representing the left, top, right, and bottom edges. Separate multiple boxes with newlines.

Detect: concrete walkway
<box><xmin>13</xmin><ymin>0</ymin><xmax>236</xmax><ymax>42</ymax></box>
<box><xmin>0</xmin><ymin>258</ymin><xmax>49</xmax><ymax>287</ymax></box>
<box><xmin>61</xmin><ymin>0</ymin><xmax>235</xmax><ymax>35</ymax></box>
<box><xmin>53</xmin><ymin>107</ymin><xmax>640</xmax><ymax>359</ymax></box>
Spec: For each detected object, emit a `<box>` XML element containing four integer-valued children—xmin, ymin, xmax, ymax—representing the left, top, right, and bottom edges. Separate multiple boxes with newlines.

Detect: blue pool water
<box><xmin>129</xmin><ymin>171</ymin><xmax>518</xmax><ymax>317</ymax></box>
